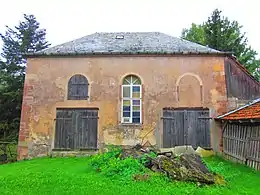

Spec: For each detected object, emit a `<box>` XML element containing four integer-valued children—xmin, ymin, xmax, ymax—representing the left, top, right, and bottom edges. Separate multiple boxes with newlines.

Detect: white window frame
<box><xmin>121</xmin><ymin>76</ymin><xmax>142</xmax><ymax>124</ymax></box>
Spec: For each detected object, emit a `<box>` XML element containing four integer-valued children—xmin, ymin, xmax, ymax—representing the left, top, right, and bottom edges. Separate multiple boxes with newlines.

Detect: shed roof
<box><xmin>216</xmin><ymin>98</ymin><xmax>260</xmax><ymax>120</ymax></box>
<box><xmin>26</xmin><ymin>32</ymin><xmax>231</xmax><ymax>57</ymax></box>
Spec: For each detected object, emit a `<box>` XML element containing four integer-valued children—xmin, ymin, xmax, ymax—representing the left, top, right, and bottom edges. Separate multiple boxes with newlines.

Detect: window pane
<box><xmin>123</xmin><ymin>76</ymin><xmax>131</xmax><ymax>84</ymax></box>
<box><xmin>123</xmin><ymin>75</ymin><xmax>141</xmax><ymax>85</ymax></box>
<box><xmin>123</xmin><ymin>86</ymin><xmax>130</xmax><ymax>98</ymax></box>
<box><xmin>133</xmin><ymin>106</ymin><xmax>140</xmax><ymax>111</ymax></box>
<box><xmin>133</xmin><ymin>111</ymin><xmax>140</xmax><ymax>117</ymax></box>
<box><xmin>133</xmin><ymin>100</ymin><xmax>140</xmax><ymax>105</ymax></box>
<box><xmin>123</xmin><ymin>106</ymin><xmax>130</xmax><ymax>111</ymax></box>
<box><xmin>133</xmin><ymin>92</ymin><xmax>140</xmax><ymax>98</ymax></box>
<box><xmin>133</xmin><ymin>77</ymin><xmax>141</xmax><ymax>84</ymax></box>
<box><xmin>123</xmin><ymin>112</ymin><xmax>130</xmax><ymax>117</ymax></box>
<box><xmin>133</xmin><ymin>117</ymin><xmax>140</xmax><ymax>123</ymax></box>
<box><xmin>123</xmin><ymin>100</ymin><xmax>130</xmax><ymax>106</ymax></box>
<box><xmin>123</xmin><ymin>118</ymin><xmax>130</xmax><ymax>123</ymax></box>
<box><xmin>133</xmin><ymin>86</ymin><xmax>140</xmax><ymax>92</ymax></box>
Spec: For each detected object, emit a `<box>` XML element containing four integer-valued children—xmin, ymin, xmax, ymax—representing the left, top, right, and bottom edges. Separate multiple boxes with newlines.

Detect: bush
<box><xmin>139</xmin><ymin>151</ymin><xmax>157</xmax><ymax>167</ymax></box>
<box><xmin>90</xmin><ymin>145</ymin><xmax>150</xmax><ymax>179</ymax></box>
<box><xmin>0</xmin><ymin>143</ymin><xmax>17</xmax><ymax>164</ymax></box>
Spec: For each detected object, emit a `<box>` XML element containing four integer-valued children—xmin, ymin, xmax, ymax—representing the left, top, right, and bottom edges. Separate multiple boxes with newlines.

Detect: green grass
<box><xmin>0</xmin><ymin>156</ymin><xmax>259</xmax><ymax>195</ymax></box>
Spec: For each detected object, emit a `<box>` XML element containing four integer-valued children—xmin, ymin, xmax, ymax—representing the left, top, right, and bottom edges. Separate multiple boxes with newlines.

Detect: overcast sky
<box><xmin>0</xmin><ymin>0</ymin><xmax>259</xmax><ymax>55</ymax></box>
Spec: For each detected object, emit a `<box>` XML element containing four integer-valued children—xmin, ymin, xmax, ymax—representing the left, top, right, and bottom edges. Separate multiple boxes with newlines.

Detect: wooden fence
<box><xmin>223</xmin><ymin>122</ymin><xmax>260</xmax><ymax>170</ymax></box>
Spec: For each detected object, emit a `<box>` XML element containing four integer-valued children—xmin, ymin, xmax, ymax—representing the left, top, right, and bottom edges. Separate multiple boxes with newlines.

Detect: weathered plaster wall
<box><xmin>18</xmin><ymin>55</ymin><xmax>227</xmax><ymax>159</ymax></box>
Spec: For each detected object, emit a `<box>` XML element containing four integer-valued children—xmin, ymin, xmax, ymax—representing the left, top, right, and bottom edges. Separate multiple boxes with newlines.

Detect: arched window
<box><xmin>68</xmin><ymin>74</ymin><xmax>89</xmax><ymax>100</ymax></box>
<box><xmin>122</xmin><ymin>75</ymin><xmax>142</xmax><ymax>123</ymax></box>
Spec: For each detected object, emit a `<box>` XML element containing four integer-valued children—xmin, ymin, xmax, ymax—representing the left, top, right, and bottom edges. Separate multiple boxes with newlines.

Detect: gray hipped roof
<box><xmin>29</xmin><ymin>32</ymin><xmax>230</xmax><ymax>56</ymax></box>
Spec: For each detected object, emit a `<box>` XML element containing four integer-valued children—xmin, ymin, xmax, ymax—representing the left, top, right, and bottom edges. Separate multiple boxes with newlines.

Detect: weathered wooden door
<box><xmin>162</xmin><ymin>108</ymin><xmax>210</xmax><ymax>148</ymax></box>
<box><xmin>54</xmin><ymin>108</ymin><xmax>98</xmax><ymax>150</ymax></box>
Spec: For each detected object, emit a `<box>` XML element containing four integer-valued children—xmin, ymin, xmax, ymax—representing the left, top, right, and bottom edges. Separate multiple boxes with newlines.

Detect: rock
<box><xmin>165</xmin><ymin>152</ymin><xmax>172</xmax><ymax>157</ymax></box>
<box><xmin>151</xmin><ymin>154</ymin><xmax>220</xmax><ymax>184</ymax></box>
<box><xmin>151</xmin><ymin>164</ymin><xmax>160</xmax><ymax>172</ymax></box>
<box><xmin>132</xmin><ymin>144</ymin><xmax>143</xmax><ymax>150</ymax></box>
<box><xmin>157</xmin><ymin>151</ymin><xmax>173</xmax><ymax>158</ymax></box>
<box><xmin>120</xmin><ymin>148</ymin><xmax>144</xmax><ymax>159</ymax></box>
<box><xmin>159</xmin><ymin>148</ymin><xmax>172</xmax><ymax>153</ymax></box>
<box><xmin>160</xmin><ymin>145</ymin><xmax>196</xmax><ymax>155</ymax></box>
<box><xmin>195</xmin><ymin>147</ymin><xmax>215</xmax><ymax>157</ymax></box>
<box><xmin>180</xmin><ymin>154</ymin><xmax>209</xmax><ymax>174</ymax></box>
<box><xmin>173</xmin><ymin>146</ymin><xmax>196</xmax><ymax>155</ymax></box>
<box><xmin>145</xmin><ymin>148</ymin><xmax>150</xmax><ymax>153</ymax></box>
<box><xmin>120</xmin><ymin>143</ymin><xmax>159</xmax><ymax>160</ymax></box>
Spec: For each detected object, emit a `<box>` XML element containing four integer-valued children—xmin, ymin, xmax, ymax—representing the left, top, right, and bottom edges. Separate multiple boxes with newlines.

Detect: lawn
<box><xmin>0</xmin><ymin>155</ymin><xmax>259</xmax><ymax>195</ymax></box>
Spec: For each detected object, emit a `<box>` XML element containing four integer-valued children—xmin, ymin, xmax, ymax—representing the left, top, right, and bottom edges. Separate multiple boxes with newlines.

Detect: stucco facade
<box><xmin>18</xmin><ymin>55</ymin><xmax>228</xmax><ymax>159</ymax></box>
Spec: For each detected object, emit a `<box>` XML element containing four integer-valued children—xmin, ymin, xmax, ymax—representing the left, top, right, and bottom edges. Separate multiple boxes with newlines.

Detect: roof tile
<box><xmin>221</xmin><ymin>102</ymin><xmax>260</xmax><ymax>120</ymax></box>
<box><xmin>31</xmin><ymin>32</ymin><xmax>226</xmax><ymax>56</ymax></box>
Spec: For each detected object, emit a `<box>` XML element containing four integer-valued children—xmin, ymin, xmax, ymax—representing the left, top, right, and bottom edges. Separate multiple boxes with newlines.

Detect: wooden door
<box><xmin>162</xmin><ymin>108</ymin><xmax>210</xmax><ymax>148</ymax></box>
<box><xmin>54</xmin><ymin>108</ymin><xmax>98</xmax><ymax>150</ymax></box>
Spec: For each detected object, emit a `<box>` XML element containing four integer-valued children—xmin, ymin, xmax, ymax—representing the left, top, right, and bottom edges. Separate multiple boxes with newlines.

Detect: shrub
<box><xmin>90</xmin><ymin>145</ymin><xmax>150</xmax><ymax>180</ymax></box>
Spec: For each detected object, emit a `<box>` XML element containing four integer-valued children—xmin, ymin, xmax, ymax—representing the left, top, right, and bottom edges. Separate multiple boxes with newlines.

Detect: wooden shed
<box><xmin>216</xmin><ymin>98</ymin><xmax>260</xmax><ymax>170</ymax></box>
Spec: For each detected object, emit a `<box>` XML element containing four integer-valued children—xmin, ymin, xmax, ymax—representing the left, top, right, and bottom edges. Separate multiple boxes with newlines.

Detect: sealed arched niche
<box><xmin>176</xmin><ymin>73</ymin><xmax>203</xmax><ymax>107</ymax></box>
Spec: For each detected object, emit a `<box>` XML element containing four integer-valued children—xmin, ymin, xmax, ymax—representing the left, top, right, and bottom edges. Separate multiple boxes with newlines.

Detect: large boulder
<box><xmin>151</xmin><ymin>154</ymin><xmax>222</xmax><ymax>184</ymax></box>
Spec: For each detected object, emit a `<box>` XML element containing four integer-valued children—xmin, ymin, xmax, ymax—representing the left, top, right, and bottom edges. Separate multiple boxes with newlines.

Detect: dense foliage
<box><xmin>181</xmin><ymin>9</ymin><xmax>260</xmax><ymax>80</ymax></box>
<box><xmin>0</xmin><ymin>14</ymin><xmax>50</xmax><ymax>141</ymax></box>
<box><xmin>90</xmin><ymin>145</ymin><xmax>156</xmax><ymax>179</ymax></box>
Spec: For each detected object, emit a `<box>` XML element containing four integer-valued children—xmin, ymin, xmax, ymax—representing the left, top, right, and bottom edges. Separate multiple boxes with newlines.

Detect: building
<box><xmin>216</xmin><ymin>98</ymin><xmax>260</xmax><ymax>170</ymax></box>
<box><xmin>17</xmin><ymin>32</ymin><xmax>260</xmax><ymax>159</ymax></box>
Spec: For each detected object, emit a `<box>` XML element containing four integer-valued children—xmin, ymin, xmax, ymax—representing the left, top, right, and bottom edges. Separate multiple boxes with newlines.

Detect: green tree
<box><xmin>181</xmin><ymin>9</ymin><xmax>260</xmax><ymax>80</ymax></box>
<box><xmin>181</xmin><ymin>23</ymin><xmax>206</xmax><ymax>45</ymax></box>
<box><xmin>0</xmin><ymin>14</ymin><xmax>50</xmax><ymax>141</ymax></box>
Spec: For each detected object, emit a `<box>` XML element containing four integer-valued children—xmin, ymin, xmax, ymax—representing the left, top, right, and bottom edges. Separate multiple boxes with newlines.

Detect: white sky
<box><xmin>0</xmin><ymin>0</ymin><xmax>259</xmax><ymax>55</ymax></box>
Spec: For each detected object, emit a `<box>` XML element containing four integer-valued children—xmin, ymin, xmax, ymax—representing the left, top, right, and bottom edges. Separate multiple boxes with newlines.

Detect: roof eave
<box><xmin>217</xmin><ymin>118</ymin><xmax>260</xmax><ymax>123</ymax></box>
<box><xmin>23</xmin><ymin>51</ymin><xmax>233</xmax><ymax>58</ymax></box>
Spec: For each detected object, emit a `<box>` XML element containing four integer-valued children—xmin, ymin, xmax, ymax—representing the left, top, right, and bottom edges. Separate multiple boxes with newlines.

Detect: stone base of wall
<box><xmin>50</xmin><ymin>150</ymin><xmax>98</xmax><ymax>157</ymax></box>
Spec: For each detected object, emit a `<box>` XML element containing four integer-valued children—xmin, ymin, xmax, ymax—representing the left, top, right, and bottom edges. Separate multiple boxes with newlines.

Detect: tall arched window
<box><xmin>68</xmin><ymin>74</ymin><xmax>89</xmax><ymax>100</ymax></box>
<box><xmin>122</xmin><ymin>75</ymin><xmax>142</xmax><ymax>124</ymax></box>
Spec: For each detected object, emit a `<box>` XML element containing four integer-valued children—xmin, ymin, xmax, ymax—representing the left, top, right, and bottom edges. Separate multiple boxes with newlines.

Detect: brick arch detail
<box><xmin>176</xmin><ymin>72</ymin><xmax>203</xmax><ymax>106</ymax></box>
<box><xmin>176</xmin><ymin>72</ymin><xmax>203</xmax><ymax>86</ymax></box>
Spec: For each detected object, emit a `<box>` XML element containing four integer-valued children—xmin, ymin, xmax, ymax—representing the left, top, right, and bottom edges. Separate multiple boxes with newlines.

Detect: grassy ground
<box><xmin>0</xmin><ymin>156</ymin><xmax>259</xmax><ymax>195</ymax></box>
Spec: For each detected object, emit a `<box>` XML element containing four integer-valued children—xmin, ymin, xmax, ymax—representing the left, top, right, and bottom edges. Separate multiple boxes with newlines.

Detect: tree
<box><xmin>0</xmin><ymin>14</ymin><xmax>50</xmax><ymax>141</ymax></box>
<box><xmin>181</xmin><ymin>23</ymin><xmax>206</xmax><ymax>46</ymax></box>
<box><xmin>181</xmin><ymin>9</ymin><xmax>260</xmax><ymax>80</ymax></box>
